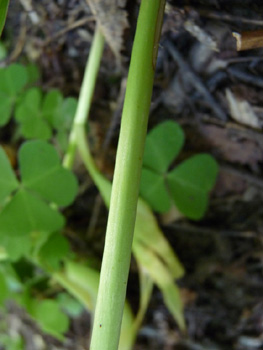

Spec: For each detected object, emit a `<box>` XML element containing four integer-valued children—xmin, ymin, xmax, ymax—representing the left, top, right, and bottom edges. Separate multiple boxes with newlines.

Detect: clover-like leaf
<box><xmin>167</xmin><ymin>154</ymin><xmax>219</xmax><ymax>219</ymax></box>
<box><xmin>0</xmin><ymin>63</ymin><xmax>28</xmax><ymax>126</ymax></box>
<box><xmin>143</xmin><ymin>120</ymin><xmax>184</xmax><ymax>173</ymax></box>
<box><xmin>139</xmin><ymin>168</ymin><xmax>171</xmax><ymax>212</ymax></box>
<box><xmin>0</xmin><ymin>140</ymin><xmax>77</xmax><ymax>258</ymax></box>
<box><xmin>20</xmin><ymin>140</ymin><xmax>78</xmax><ymax>206</ymax></box>
<box><xmin>0</xmin><ymin>189</ymin><xmax>65</xmax><ymax>237</ymax></box>
<box><xmin>140</xmin><ymin>121</ymin><xmax>219</xmax><ymax>219</ymax></box>
<box><xmin>0</xmin><ymin>147</ymin><xmax>19</xmax><ymax>203</ymax></box>
<box><xmin>15</xmin><ymin>88</ymin><xmax>52</xmax><ymax>140</ymax></box>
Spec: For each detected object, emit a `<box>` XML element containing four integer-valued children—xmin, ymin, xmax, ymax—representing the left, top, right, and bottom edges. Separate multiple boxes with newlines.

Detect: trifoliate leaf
<box><xmin>38</xmin><ymin>233</ymin><xmax>70</xmax><ymax>270</ymax></box>
<box><xmin>167</xmin><ymin>154</ymin><xmax>219</xmax><ymax>219</ymax></box>
<box><xmin>140</xmin><ymin>168</ymin><xmax>171</xmax><ymax>212</ymax></box>
<box><xmin>143</xmin><ymin>121</ymin><xmax>184</xmax><ymax>173</ymax></box>
<box><xmin>0</xmin><ymin>147</ymin><xmax>19</xmax><ymax>203</ymax></box>
<box><xmin>0</xmin><ymin>64</ymin><xmax>28</xmax><ymax>125</ymax></box>
<box><xmin>0</xmin><ymin>189</ymin><xmax>65</xmax><ymax>236</ymax></box>
<box><xmin>19</xmin><ymin>140</ymin><xmax>78</xmax><ymax>206</ymax></box>
<box><xmin>15</xmin><ymin>88</ymin><xmax>52</xmax><ymax>140</ymax></box>
<box><xmin>30</xmin><ymin>299</ymin><xmax>69</xmax><ymax>340</ymax></box>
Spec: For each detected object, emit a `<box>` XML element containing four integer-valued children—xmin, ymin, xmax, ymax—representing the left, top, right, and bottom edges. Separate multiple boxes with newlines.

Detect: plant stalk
<box><xmin>63</xmin><ymin>24</ymin><xmax>104</xmax><ymax>169</ymax></box>
<box><xmin>89</xmin><ymin>1</ymin><xmax>166</xmax><ymax>349</ymax></box>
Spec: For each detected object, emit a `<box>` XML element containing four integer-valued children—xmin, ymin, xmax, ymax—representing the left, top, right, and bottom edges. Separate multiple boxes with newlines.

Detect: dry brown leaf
<box><xmin>86</xmin><ymin>0</ymin><xmax>128</xmax><ymax>61</ymax></box>
<box><xmin>226</xmin><ymin>88</ymin><xmax>261</xmax><ymax>128</ymax></box>
<box><xmin>200</xmin><ymin>124</ymin><xmax>263</xmax><ymax>168</ymax></box>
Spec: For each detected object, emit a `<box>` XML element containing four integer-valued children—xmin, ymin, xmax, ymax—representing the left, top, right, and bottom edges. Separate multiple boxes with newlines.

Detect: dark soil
<box><xmin>2</xmin><ymin>0</ymin><xmax>263</xmax><ymax>349</ymax></box>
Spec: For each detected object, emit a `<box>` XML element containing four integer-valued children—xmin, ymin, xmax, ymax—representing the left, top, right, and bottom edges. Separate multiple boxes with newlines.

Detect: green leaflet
<box><xmin>143</xmin><ymin>120</ymin><xmax>184</xmax><ymax>173</ymax></box>
<box><xmin>0</xmin><ymin>64</ymin><xmax>28</xmax><ymax>126</ymax></box>
<box><xmin>15</xmin><ymin>88</ymin><xmax>51</xmax><ymax>140</ymax></box>
<box><xmin>20</xmin><ymin>140</ymin><xmax>78</xmax><ymax>206</ymax></box>
<box><xmin>0</xmin><ymin>189</ymin><xmax>65</xmax><ymax>236</ymax></box>
<box><xmin>167</xmin><ymin>153</ymin><xmax>219</xmax><ymax>219</ymax></box>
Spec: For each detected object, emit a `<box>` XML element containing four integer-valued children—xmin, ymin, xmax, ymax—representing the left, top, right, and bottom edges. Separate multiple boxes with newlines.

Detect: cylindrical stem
<box><xmin>89</xmin><ymin>1</ymin><xmax>166</xmax><ymax>349</ymax></box>
<box><xmin>63</xmin><ymin>25</ymin><xmax>104</xmax><ymax>169</ymax></box>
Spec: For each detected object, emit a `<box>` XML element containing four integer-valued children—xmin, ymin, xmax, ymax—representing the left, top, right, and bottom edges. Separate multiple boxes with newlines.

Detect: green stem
<box><xmin>63</xmin><ymin>24</ymin><xmax>104</xmax><ymax>169</ymax></box>
<box><xmin>89</xmin><ymin>1</ymin><xmax>166</xmax><ymax>349</ymax></box>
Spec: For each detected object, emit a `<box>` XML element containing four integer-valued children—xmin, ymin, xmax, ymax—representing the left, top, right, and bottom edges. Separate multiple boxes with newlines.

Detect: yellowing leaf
<box><xmin>135</xmin><ymin>199</ymin><xmax>184</xmax><ymax>280</ymax></box>
<box><xmin>133</xmin><ymin>240</ymin><xmax>185</xmax><ymax>330</ymax></box>
<box><xmin>133</xmin><ymin>199</ymin><xmax>185</xmax><ymax>329</ymax></box>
